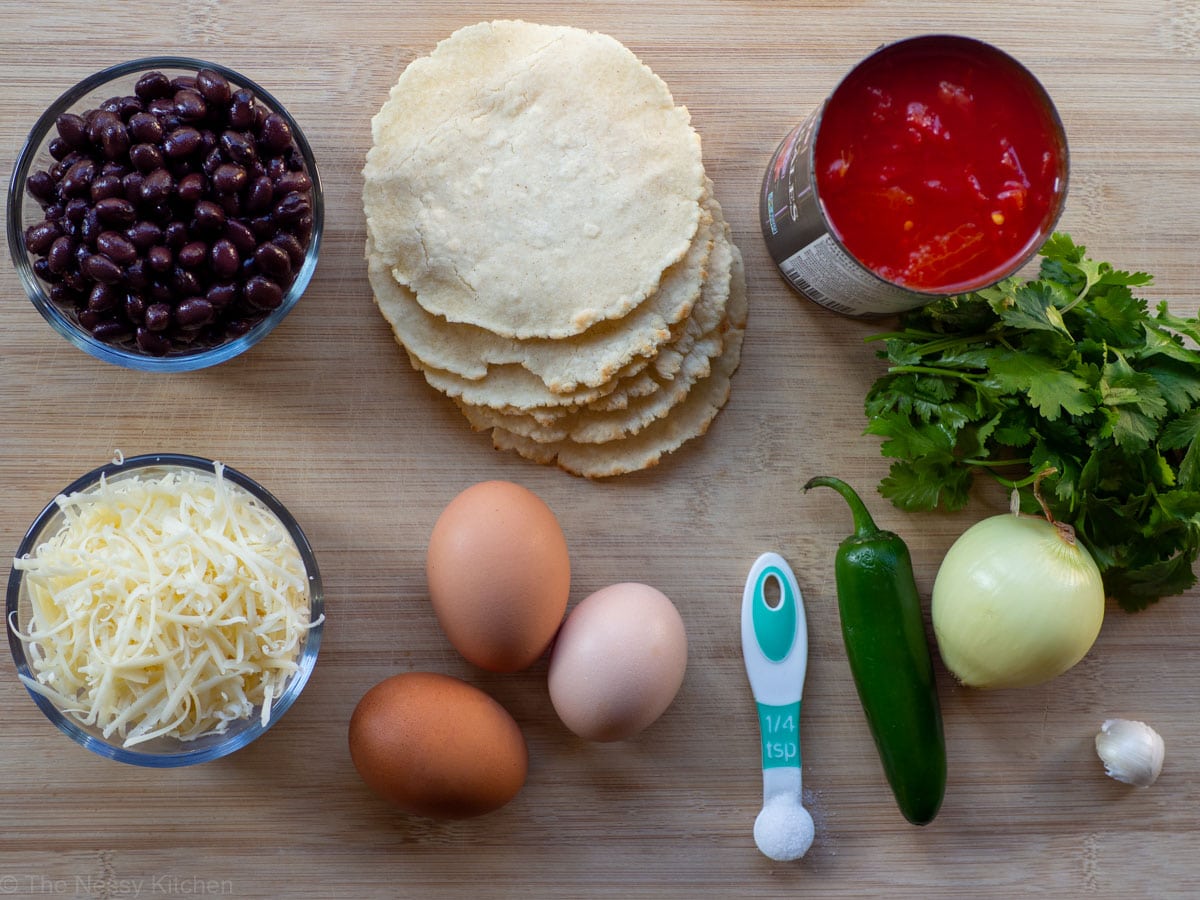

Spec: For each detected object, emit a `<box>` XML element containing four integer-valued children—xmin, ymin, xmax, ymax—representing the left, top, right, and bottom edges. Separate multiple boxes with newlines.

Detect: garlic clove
<box><xmin>1095</xmin><ymin>719</ymin><xmax>1165</xmax><ymax>787</ymax></box>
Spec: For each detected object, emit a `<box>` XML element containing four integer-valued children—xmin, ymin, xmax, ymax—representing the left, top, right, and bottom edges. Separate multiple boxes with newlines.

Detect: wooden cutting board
<box><xmin>1</xmin><ymin>2</ymin><xmax>1197</xmax><ymax>897</ymax></box>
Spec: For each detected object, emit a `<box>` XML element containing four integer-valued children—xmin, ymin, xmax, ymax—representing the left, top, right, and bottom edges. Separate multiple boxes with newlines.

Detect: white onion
<box><xmin>931</xmin><ymin>513</ymin><xmax>1105</xmax><ymax>689</ymax></box>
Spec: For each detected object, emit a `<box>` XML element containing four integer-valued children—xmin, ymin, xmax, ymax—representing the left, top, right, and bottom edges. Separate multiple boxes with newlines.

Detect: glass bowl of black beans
<box><xmin>6</xmin><ymin>57</ymin><xmax>322</xmax><ymax>371</ymax></box>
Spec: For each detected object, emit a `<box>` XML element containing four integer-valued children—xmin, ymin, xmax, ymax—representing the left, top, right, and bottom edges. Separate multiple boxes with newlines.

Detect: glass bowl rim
<box><xmin>5</xmin><ymin>55</ymin><xmax>324</xmax><ymax>373</ymax></box>
<box><xmin>5</xmin><ymin>452</ymin><xmax>325</xmax><ymax>767</ymax></box>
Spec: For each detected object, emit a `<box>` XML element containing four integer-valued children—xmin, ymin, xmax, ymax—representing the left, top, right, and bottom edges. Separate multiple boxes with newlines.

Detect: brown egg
<box><xmin>426</xmin><ymin>481</ymin><xmax>570</xmax><ymax>672</ymax></box>
<box><xmin>348</xmin><ymin>672</ymin><xmax>528</xmax><ymax>819</ymax></box>
<box><xmin>548</xmin><ymin>583</ymin><xmax>688</xmax><ymax>742</ymax></box>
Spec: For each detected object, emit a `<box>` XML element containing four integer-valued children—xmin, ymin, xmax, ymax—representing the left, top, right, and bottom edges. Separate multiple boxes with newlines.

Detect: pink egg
<box><xmin>548</xmin><ymin>583</ymin><xmax>688</xmax><ymax>742</ymax></box>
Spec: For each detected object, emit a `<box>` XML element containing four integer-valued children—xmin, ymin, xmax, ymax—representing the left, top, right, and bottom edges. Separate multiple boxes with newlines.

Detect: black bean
<box><xmin>64</xmin><ymin>270</ymin><xmax>90</xmax><ymax>293</ymax></box>
<box><xmin>86</xmin><ymin>110</ymin><xmax>121</xmax><ymax>146</ymax></box>
<box><xmin>147</xmin><ymin>245</ymin><xmax>173</xmax><ymax>273</ymax></box>
<box><xmin>254</xmin><ymin>242</ymin><xmax>292</xmax><ymax>281</ymax></box>
<box><xmin>139</xmin><ymin>168</ymin><xmax>174</xmax><ymax>204</ymax></box>
<box><xmin>65</xmin><ymin>197</ymin><xmax>89</xmax><ymax>223</ymax></box>
<box><xmin>168</xmin><ymin>157</ymin><xmax>198</xmax><ymax>180</ymax></box>
<box><xmin>270</xmin><ymin>233</ymin><xmax>306</xmax><ymax>270</ymax></box>
<box><xmin>144</xmin><ymin>302</ymin><xmax>172</xmax><ymax>331</ymax></box>
<box><xmin>222</xmin><ymin>219</ymin><xmax>256</xmax><ymax>255</ymax></box>
<box><xmin>244</xmin><ymin>274</ymin><xmax>283</xmax><ymax>310</ymax></box>
<box><xmin>43</xmin><ymin>203</ymin><xmax>65</xmax><ymax>222</ymax></box>
<box><xmin>272</xmin><ymin>191</ymin><xmax>309</xmax><ymax>226</ymax></box>
<box><xmin>220</xmin><ymin>129</ymin><xmax>256</xmax><ymax>165</ymax></box>
<box><xmin>26</xmin><ymin>170</ymin><xmax>56</xmax><ymax>202</ymax></box>
<box><xmin>202</xmin><ymin>147</ymin><xmax>223</xmax><ymax>176</ymax></box>
<box><xmin>228</xmin><ymin>89</ymin><xmax>256</xmax><ymax>130</ymax></box>
<box><xmin>206</xmin><ymin>282</ymin><xmax>238</xmax><ymax>309</ymax></box>
<box><xmin>97</xmin><ymin>230</ymin><xmax>138</xmax><ymax>265</ymax></box>
<box><xmin>48</xmin><ymin>137</ymin><xmax>71</xmax><ymax>162</ymax></box>
<box><xmin>121</xmin><ymin>171</ymin><xmax>145</xmax><ymax>203</ymax></box>
<box><xmin>163</xmin><ymin>221</ymin><xmax>188</xmax><ymax>249</ymax></box>
<box><xmin>174</xmin><ymin>89</ymin><xmax>207</xmax><ymax>121</ymax></box>
<box><xmin>90</xmin><ymin>174</ymin><xmax>123</xmax><ymax>202</ymax></box>
<box><xmin>78</xmin><ymin>309</ymin><xmax>102</xmax><ymax>331</ymax></box>
<box><xmin>33</xmin><ymin>257</ymin><xmax>59</xmax><ymax>283</ymax></box>
<box><xmin>248</xmin><ymin>214</ymin><xmax>275</xmax><ymax>239</ymax></box>
<box><xmin>79</xmin><ymin>209</ymin><xmax>103</xmax><ymax>246</ymax></box>
<box><xmin>94</xmin><ymin>196</ymin><xmax>137</xmax><ymax>227</ymax></box>
<box><xmin>174</xmin><ymin>297</ymin><xmax>214</xmax><ymax>327</ymax></box>
<box><xmin>55</xmin><ymin>113</ymin><xmax>89</xmax><ymax>149</ymax></box>
<box><xmin>135</xmin><ymin>71</ymin><xmax>173</xmax><ymax>101</ymax></box>
<box><xmin>49</xmin><ymin>283</ymin><xmax>79</xmax><ymax>306</ymax></box>
<box><xmin>117</xmin><ymin>96</ymin><xmax>144</xmax><ymax>121</ymax></box>
<box><xmin>125</xmin><ymin>259</ymin><xmax>150</xmax><ymax>289</ymax></box>
<box><xmin>218</xmin><ymin>194</ymin><xmax>242</xmax><ymax>217</ymax></box>
<box><xmin>99</xmin><ymin>121</ymin><xmax>130</xmax><ymax>160</ymax></box>
<box><xmin>59</xmin><ymin>159</ymin><xmax>96</xmax><ymax>198</ymax></box>
<box><xmin>177</xmin><ymin>240</ymin><xmax>207</xmax><ymax>269</ymax></box>
<box><xmin>126</xmin><ymin>221</ymin><xmax>162</xmax><ymax>250</ymax></box>
<box><xmin>149</xmin><ymin>281</ymin><xmax>173</xmax><ymax>303</ymax></box>
<box><xmin>136</xmin><ymin>327</ymin><xmax>171</xmax><ymax>355</ymax></box>
<box><xmin>193</xmin><ymin>200</ymin><xmax>226</xmax><ymax>233</ymax></box>
<box><xmin>225</xmin><ymin>318</ymin><xmax>255</xmax><ymax>338</ymax></box>
<box><xmin>87</xmin><ymin>282</ymin><xmax>120</xmax><ymax>313</ymax></box>
<box><xmin>212</xmin><ymin>162</ymin><xmax>246</xmax><ymax>194</ymax></box>
<box><xmin>124</xmin><ymin>292</ymin><xmax>147</xmax><ymax>322</ymax></box>
<box><xmin>47</xmin><ymin>235</ymin><xmax>74</xmax><ymax>273</ymax></box>
<box><xmin>163</xmin><ymin>126</ymin><xmax>202</xmax><ymax>159</ymax></box>
<box><xmin>274</xmin><ymin>170</ymin><xmax>311</xmax><ymax>197</ymax></box>
<box><xmin>265</xmin><ymin>156</ymin><xmax>287</xmax><ymax>181</ymax></box>
<box><xmin>198</xmin><ymin>128</ymin><xmax>218</xmax><ymax>154</ymax></box>
<box><xmin>83</xmin><ymin>253</ymin><xmax>123</xmax><ymax>284</ymax></box>
<box><xmin>169</xmin><ymin>75</ymin><xmax>197</xmax><ymax>93</ymax></box>
<box><xmin>170</xmin><ymin>267</ymin><xmax>201</xmax><ymax>297</ymax></box>
<box><xmin>24</xmin><ymin>220</ymin><xmax>61</xmax><ymax>255</ymax></box>
<box><xmin>259</xmin><ymin>113</ymin><xmax>293</xmax><ymax>153</ymax></box>
<box><xmin>147</xmin><ymin>97</ymin><xmax>175</xmax><ymax>117</ymax></box>
<box><xmin>91</xmin><ymin>319</ymin><xmax>133</xmax><ymax>342</ymax></box>
<box><xmin>128</xmin><ymin>111</ymin><xmax>163</xmax><ymax>144</ymax></box>
<box><xmin>244</xmin><ymin>175</ymin><xmax>273</xmax><ymax>213</ymax></box>
<box><xmin>210</xmin><ymin>238</ymin><xmax>240</xmax><ymax>280</ymax></box>
<box><xmin>129</xmin><ymin>142</ymin><xmax>165</xmax><ymax>173</ymax></box>
<box><xmin>195</xmin><ymin>69</ymin><xmax>231</xmax><ymax>105</ymax></box>
<box><xmin>177</xmin><ymin>172</ymin><xmax>206</xmax><ymax>203</ymax></box>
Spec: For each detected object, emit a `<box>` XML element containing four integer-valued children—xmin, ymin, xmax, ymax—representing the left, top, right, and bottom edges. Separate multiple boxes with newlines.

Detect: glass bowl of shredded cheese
<box><xmin>5</xmin><ymin>453</ymin><xmax>324</xmax><ymax>766</ymax></box>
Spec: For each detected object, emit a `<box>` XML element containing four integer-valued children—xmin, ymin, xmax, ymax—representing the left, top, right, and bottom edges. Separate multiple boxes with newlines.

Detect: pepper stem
<box><xmin>804</xmin><ymin>476</ymin><xmax>881</xmax><ymax>539</ymax></box>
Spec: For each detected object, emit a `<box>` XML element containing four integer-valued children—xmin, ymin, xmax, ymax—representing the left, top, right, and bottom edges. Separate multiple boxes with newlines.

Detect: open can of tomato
<box><xmin>761</xmin><ymin>35</ymin><xmax>1069</xmax><ymax>317</ymax></box>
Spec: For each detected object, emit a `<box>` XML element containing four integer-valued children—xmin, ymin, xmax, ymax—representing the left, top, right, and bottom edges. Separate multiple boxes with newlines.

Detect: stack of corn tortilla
<box><xmin>362</xmin><ymin>20</ymin><xmax>746</xmax><ymax>478</ymax></box>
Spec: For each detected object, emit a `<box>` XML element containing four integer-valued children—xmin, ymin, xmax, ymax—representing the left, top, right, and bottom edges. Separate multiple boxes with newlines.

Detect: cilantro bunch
<box><xmin>864</xmin><ymin>234</ymin><xmax>1200</xmax><ymax>611</ymax></box>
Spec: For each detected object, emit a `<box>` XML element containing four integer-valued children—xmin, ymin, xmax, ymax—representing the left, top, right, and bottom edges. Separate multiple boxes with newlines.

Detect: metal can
<box><xmin>761</xmin><ymin>35</ymin><xmax>1069</xmax><ymax>317</ymax></box>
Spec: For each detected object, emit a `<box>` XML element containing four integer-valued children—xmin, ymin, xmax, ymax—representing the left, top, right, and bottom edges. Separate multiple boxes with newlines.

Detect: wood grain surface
<box><xmin>1</xmin><ymin>2</ymin><xmax>1198</xmax><ymax>898</ymax></box>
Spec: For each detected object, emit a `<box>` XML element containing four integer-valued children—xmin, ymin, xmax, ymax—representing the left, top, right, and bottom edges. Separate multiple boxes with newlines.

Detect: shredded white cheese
<box><xmin>11</xmin><ymin>463</ymin><xmax>319</xmax><ymax>748</ymax></box>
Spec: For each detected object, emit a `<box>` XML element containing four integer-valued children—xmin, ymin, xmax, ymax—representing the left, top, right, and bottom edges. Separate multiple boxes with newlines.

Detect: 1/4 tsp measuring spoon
<box><xmin>741</xmin><ymin>551</ymin><xmax>814</xmax><ymax>861</ymax></box>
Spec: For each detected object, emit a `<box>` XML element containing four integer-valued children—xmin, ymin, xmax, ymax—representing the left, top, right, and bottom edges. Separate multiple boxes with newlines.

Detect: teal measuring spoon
<box><xmin>741</xmin><ymin>551</ymin><xmax>814</xmax><ymax>861</ymax></box>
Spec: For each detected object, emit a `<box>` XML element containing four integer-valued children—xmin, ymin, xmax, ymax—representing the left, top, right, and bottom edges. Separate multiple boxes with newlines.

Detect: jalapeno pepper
<box><xmin>805</xmin><ymin>475</ymin><xmax>946</xmax><ymax>826</ymax></box>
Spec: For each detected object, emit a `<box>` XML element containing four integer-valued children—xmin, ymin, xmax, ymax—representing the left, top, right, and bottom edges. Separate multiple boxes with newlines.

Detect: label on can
<box><xmin>777</xmin><ymin>234</ymin><xmax>930</xmax><ymax>318</ymax></box>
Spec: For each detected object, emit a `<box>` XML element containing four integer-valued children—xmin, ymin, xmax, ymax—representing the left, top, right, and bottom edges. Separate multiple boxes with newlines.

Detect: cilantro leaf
<box><xmin>878</xmin><ymin>459</ymin><xmax>973</xmax><ymax>512</ymax></box>
<box><xmin>1160</xmin><ymin>409</ymin><xmax>1200</xmax><ymax>489</ymax></box>
<box><xmin>987</xmin><ymin>351</ymin><xmax>1095</xmax><ymax>421</ymax></box>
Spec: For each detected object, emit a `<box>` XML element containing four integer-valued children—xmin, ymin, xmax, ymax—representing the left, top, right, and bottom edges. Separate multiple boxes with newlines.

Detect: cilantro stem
<box><xmin>863</xmin><ymin>329</ymin><xmax>942</xmax><ymax>343</ymax></box>
<box><xmin>990</xmin><ymin>470</ymin><xmax>1044</xmax><ymax>490</ymax></box>
<box><xmin>887</xmin><ymin>365</ymin><xmax>982</xmax><ymax>384</ymax></box>
<box><xmin>963</xmin><ymin>457</ymin><xmax>1030</xmax><ymax>469</ymax></box>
